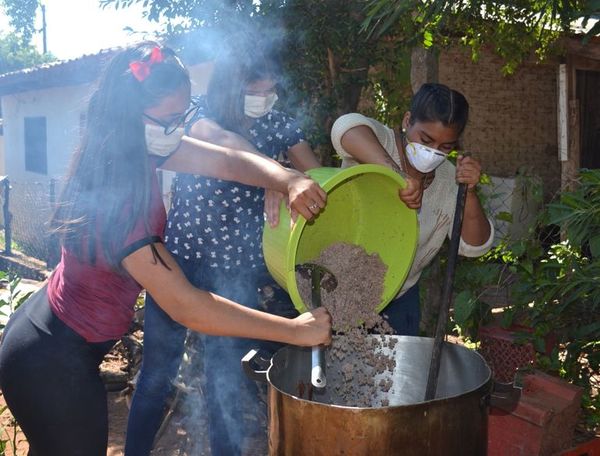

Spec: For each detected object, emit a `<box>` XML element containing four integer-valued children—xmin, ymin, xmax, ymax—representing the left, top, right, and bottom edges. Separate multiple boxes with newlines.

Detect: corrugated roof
<box><xmin>0</xmin><ymin>40</ymin><xmax>211</xmax><ymax>97</ymax></box>
<box><xmin>0</xmin><ymin>47</ymin><xmax>121</xmax><ymax>96</ymax></box>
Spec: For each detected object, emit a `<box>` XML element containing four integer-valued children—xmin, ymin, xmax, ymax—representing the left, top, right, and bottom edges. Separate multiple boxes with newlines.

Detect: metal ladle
<box><xmin>296</xmin><ymin>263</ymin><xmax>338</xmax><ymax>389</ymax></box>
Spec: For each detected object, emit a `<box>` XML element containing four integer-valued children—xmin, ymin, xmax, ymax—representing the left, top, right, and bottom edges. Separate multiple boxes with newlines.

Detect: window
<box><xmin>24</xmin><ymin>116</ymin><xmax>47</xmax><ymax>175</ymax></box>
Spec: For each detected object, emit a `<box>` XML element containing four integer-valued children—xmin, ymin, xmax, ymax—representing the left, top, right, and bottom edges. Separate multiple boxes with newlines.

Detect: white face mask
<box><xmin>145</xmin><ymin>123</ymin><xmax>185</xmax><ymax>157</ymax></box>
<box><xmin>244</xmin><ymin>93</ymin><xmax>278</xmax><ymax>118</ymax></box>
<box><xmin>404</xmin><ymin>142</ymin><xmax>447</xmax><ymax>173</ymax></box>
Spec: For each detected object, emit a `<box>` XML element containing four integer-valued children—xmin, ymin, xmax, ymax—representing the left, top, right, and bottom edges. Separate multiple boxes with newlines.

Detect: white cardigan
<box><xmin>331</xmin><ymin>113</ymin><xmax>495</xmax><ymax>297</ymax></box>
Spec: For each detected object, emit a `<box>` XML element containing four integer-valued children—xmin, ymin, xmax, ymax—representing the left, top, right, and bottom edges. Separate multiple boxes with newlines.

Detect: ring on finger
<box><xmin>309</xmin><ymin>203</ymin><xmax>319</xmax><ymax>210</ymax></box>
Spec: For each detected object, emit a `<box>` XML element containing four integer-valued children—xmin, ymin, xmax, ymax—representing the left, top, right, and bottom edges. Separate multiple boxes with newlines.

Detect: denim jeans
<box><xmin>125</xmin><ymin>257</ymin><xmax>295</xmax><ymax>455</ymax></box>
<box><xmin>379</xmin><ymin>283</ymin><xmax>421</xmax><ymax>336</ymax></box>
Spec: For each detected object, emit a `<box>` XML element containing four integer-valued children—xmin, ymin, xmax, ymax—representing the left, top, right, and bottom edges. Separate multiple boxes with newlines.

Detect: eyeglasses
<box><xmin>143</xmin><ymin>104</ymin><xmax>199</xmax><ymax>135</ymax></box>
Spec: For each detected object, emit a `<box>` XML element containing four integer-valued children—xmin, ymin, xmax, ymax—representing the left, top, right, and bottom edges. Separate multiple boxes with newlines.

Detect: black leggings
<box><xmin>0</xmin><ymin>287</ymin><xmax>116</xmax><ymax>456</ymax></box>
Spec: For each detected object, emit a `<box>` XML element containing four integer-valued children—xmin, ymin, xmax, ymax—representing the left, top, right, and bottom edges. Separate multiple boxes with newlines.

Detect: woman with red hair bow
<box><xmin>0</xmin><ymin>42</ymin><xmax>331</xmax><ymax>456</ymax></box>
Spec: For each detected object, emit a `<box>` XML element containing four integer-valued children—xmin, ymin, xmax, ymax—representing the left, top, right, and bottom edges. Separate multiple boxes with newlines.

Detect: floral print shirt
<box><xmin>164</xmin><ymin>96</ymin><xmax>306</xmax><ymax>269</ymax></box>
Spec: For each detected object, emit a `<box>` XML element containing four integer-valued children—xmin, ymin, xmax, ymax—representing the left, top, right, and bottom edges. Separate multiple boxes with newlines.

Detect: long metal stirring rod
<box><xmin>424</xmin><ymin>156</ymin><xmax>471</xmax><ymax>401</ymax></box>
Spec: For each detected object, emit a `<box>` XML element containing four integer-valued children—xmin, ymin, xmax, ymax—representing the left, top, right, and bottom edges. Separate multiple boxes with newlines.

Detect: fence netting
<box><xmin>1</xmin><ymin>179</ymin><xmax>61</xmax><ymax>266</ymax></box>
<box><xmin>0</xmin><ymin>170</ymin><xmax>548</xmax><ymax>265</ymax></box>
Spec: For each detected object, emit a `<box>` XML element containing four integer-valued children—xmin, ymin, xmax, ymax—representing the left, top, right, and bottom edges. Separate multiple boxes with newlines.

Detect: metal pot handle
<box><xmin>488</xmin><ymin>366</ymin><xmax>532</xmax><ymax>410</ymax></box>
<box><xmin>242</xmin><ymin>349</ymin><xmax>270</xmax><ymax>383</ymax></box>
<box><xmin>489</xmin><ymin>381</ymin><xmax>522</xmax><ymax>410</ymax></box>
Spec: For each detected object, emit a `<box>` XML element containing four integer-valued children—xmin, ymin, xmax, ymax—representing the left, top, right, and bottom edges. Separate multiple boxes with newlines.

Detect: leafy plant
<box><xmin>508</xmin><ymin>170</ymin><xmax>600</xmax><ymax>431</ymax></box>
<box><xmin>0</xmin><ymin>0</ymin><xmax>40</xmax><ymax>42</ymax></box>
<box><xmin>0</xmin><ymin>271</ymin><xmax>33</xmax><ymax>330</ymax></box>
<box><xmin>451</xmin><ymin>243</ymin><xmax>517</xmax><ymax>340</ymax></box>
<box><xmin>451</xmin><ymin>169</ymin><xmax>600</xmax><ymax>432</ymax></box>
<box><xmin>362</xmin><ymin>0</ymin><xmax>600</xmax><ymax>75</ymax></box>
<box><xmin>0</xmin><ymin>32</ymin><xmax>54</xmax><ymax>75</ymax></box>
<box><xmin>0</xmin><ymin>232</ymin><xmax>20</xmax><ymax>255</ymax></box>
<box><xmin>0</xmin><ymin>402</ymin><xmax>21</xmax><ymax>456</ymax></box>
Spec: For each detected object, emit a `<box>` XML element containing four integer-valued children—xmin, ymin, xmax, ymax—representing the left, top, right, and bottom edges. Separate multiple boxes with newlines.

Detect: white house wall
<box><xmin>2</xmin><ymin>83</ymin><xmax>92</xmax><ymax>184</ymax></box>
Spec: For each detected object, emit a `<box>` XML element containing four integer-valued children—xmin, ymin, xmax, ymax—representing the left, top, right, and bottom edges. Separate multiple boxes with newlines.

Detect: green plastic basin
<box><xmin>262</xmin><ymin>165</ymin><xmax>419</xmax><ymax>314</ymax></box>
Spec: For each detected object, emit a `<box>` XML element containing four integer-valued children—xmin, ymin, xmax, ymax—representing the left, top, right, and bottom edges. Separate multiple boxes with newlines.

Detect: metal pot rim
<box><xmin>265</xmin><ymin>336</ymin><xmax>493</xmax><ymax>409</ymax></box>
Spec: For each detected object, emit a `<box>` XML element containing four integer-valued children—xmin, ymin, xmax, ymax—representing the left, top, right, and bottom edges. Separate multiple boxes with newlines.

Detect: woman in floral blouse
<box><xmin>125</xmin><ymin>45</ymin><xmax>321</xmax><ymax>455</ymax></box>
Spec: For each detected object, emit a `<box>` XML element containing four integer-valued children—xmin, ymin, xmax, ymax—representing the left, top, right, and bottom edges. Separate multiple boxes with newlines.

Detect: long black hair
<box><xmin>409</xmin><ymin>83</ymin><xmax>469</xmax><ymax>135</ymax></box>
<box><xmin>206</xmin><ymin>45</ymin><xmax>279</xmax><ymax>136</ymax></box>
<box><xmin>52</xmin><ymin>42</ymin><xmax>190</xmax><ymax>269</ymax></box>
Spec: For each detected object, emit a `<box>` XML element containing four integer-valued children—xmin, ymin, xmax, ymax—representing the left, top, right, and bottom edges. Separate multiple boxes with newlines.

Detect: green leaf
<box><xmin>511</xmin><ymin>241</ymin><xmax>526</xmax><ymax>257</ymax></box>
<box><xmin>453</xmin><ymin>290</ymin><xmax>476</xmax><ymax>326</ymax></box>
<box><xmin>423</xmin><ymin>30</ymin><xmax>433</xmax><ymax>47</ymax></box>
<box><xmin>496</xmin><ymin>211</ymin><xmax>513</xmax><ymax>223</ymax></box>
<box><xmin>0</xmin><ymin>305</ymin><xmax>12</xmax><ymax>317</ymax></box>
<box><xmin>589</xmin><ymin>235</ymin><xmax>600</xmax><ymax>258</ymax></box>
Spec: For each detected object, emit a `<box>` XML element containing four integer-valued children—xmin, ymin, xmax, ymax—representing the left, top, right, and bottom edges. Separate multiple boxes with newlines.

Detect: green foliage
<box><xmin>546</xmin><ymin>169</ymin><xmax>600</xmax><ymax>254</ymax></box>
<box><xmin>0</xmin><ymin>403</ymin><xmax>19</xmax><ymax>456</ymax></box>
<box><xmin>362</xmin><ymin>44</ymin><xmax>413</xmax><ymax>127</ymax></box>
<box><xmin>0</xmin><ymin>232</ymin><xmax>20</xmax><ymax>255</ymax></box>
<box><xmin>0</xmin><ymin>271</ymin><xmax>33</xmax><ymax>331</ymax></box>
<box><xmin>513</xmin><ymin>171</ymin><xmax>600</xmax><ymax>431</ymax></box>
<box><xmin>0</xmin><ymin>0</ymin><xmax>40</xmax><ymax>42</ymax></box>
<box><xmin>363</xmin><ymin>0</ymin><xmax>600</xmax><ymax>74</ymax></box>
<box><xmin>0</xmin><ymin>32</ymin><xmax>54</xmax><ymax>75</ymax></box>
<box><xmin>451</xmin><ymin>168</ymin><xmax>600</xmax><ymax>432</ymax></box>
<box><xmin>451</xmin><ymin>242</ymin><xmax>517</xmax><ymax>339</ymax></box>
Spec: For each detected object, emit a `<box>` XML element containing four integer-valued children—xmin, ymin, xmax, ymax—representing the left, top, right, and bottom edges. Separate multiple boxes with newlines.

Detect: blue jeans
<box><xmin>380</xmin><ymin>284</ymin><xmax>421</xmax><ymax>336</ymax></box>
<box><xmin>125</xmin><ymin>258</ymin><xmax>295</xmax><ymax>455</ymax></box>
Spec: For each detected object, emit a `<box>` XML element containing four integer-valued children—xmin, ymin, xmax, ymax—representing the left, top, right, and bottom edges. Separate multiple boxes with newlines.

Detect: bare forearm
<box><xmin>124</xmin><ymin>243</ymin><xmax>330</xmax><ymax>347</ymax></box>
<box><xmin>171</xmin><ymin>288</ymin><xmax>297</xmax><ymax>343</ymax></box>
<box><xmin>163</xmin><ymin>135</ymin><xmax>295</xmax><ymax>193</ymax></box>
<box><xmin>461</xmin><ymin>191</ymin><xmax>491</xmax><ymax>246</ymax></box>
<box><xmin>340</xmin><ymin>126</ymin><xmax>402</xmax><ymax>173</ymax></box>
<box><xmin>288</xmin><ymin>142</ymin><xmax>321</xmax><ymax>172</ymax></box>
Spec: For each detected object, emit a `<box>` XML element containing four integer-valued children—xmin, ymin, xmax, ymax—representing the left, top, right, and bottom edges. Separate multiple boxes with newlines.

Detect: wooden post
<box><xmin>2</xmin><ymin>178</ymin><xmax>12</xmax><ymax>255</ymax></box>
<box><xmin>557</xmin><ymin>64</ymin><xmax>569</xmax><ymax>162</ymax></box>
<box><xmin>47</xmin><ymin>178</ymin><xmax>60</xmax><ymax>268</ymax></box>
<box><xmin>410</xmin><ymin>47</ymin><xmax>439</xmax><ymax>93</ymax></box>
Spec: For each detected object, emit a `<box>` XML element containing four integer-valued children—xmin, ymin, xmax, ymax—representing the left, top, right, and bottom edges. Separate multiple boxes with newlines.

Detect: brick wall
<box><xmin>439</xmin><ymin>47</ymin><xmax>562</xmax><ymax>200</ymax></box>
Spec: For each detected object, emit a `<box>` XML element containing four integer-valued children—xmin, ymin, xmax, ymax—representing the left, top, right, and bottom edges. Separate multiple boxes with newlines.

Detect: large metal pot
<box><xmin>243</xmin><ymin>335</ymin><xmax>492</xmax><ymax>456</ymax></box>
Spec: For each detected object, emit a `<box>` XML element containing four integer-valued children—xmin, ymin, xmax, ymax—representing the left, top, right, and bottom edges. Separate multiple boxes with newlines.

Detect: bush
<box><xmin>451</xmin><ymin>169</ymin><xmax>600</xmax><ymax>432</ymax></box>
<box><xmin>0</xmin><ymin>271</ymin><xmax>33</xmax><ymax>331</ymax></box>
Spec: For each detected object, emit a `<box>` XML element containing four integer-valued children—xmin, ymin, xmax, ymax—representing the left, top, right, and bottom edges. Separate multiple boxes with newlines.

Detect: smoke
<box><xmin>169</xmin><ymin>262</ymin><xmax>271</xmax><ymax>454</ymax></box>
<box><xmin>167</xmin><ymin>17</ymin><xmax>300</xmax><ymax>114</ymax></box>
<box><xmin>156</xmin><ymin>12</ymin><xmax>299</xmax><ymax>454</ymax></box>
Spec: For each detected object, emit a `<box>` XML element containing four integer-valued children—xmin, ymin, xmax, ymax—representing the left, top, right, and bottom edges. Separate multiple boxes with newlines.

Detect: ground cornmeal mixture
<box><xmin>296</xmin><ymin>242</ymin><xmax>399</xmax><ymax>407</ymax></box>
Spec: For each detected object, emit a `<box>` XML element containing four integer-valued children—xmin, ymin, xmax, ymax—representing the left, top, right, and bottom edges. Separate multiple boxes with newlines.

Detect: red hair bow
<box><xmin>129</xmin><ymin>47</ymin><xmax>164</xmax><ymax>82</ymax></box>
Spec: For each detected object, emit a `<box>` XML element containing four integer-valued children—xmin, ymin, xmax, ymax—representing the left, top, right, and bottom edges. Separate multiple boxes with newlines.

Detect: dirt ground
<box><xmin>0</xmin><ymin>280</ymin><xmax>597</xmax><ymax>455</ymax></box>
